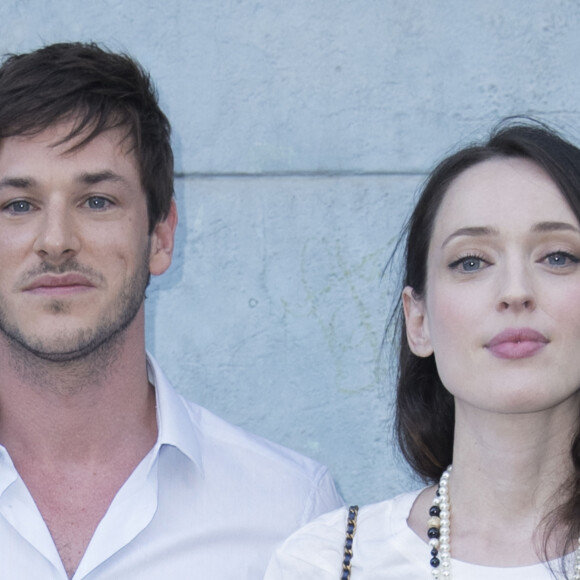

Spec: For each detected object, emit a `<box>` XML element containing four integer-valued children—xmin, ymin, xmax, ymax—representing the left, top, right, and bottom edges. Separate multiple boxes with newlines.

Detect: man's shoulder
<box><xmin>178</xmin><ymin>391</ymin><xmax>330</xmax><ymax>484</ymax></box>
<box><xmin>150</xmin><ymin>356</ymin><xmax>343</xmax><ymax>520</ymax></box>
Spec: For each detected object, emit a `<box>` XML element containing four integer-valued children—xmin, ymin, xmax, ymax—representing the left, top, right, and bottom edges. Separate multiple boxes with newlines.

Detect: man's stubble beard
<box><xmin>0</xmin><ymin>243</ymin><xmax>151</xmax><ymax>365</ymax></box>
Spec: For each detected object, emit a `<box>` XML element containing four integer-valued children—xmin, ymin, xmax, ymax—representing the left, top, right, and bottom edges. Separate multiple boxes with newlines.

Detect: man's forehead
<box><xmin>0</xmin><ymin>127</ymin><xmax>142</xmax><ymax>195</ymax></box>
<box><xmin>1</xmin><ymin>116</ymin><xmax>133</xmax><ymax>153</ymax></box>
<box><xmin>0</xmin><ymin>123</ymin><xmax>136</xmax><ymax>164</ymax></box>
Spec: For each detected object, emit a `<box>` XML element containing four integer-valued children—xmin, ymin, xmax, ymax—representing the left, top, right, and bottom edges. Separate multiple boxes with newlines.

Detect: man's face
<box><xmin>0</xmin><ymin>122</ymin><xmax>174</xmax><ymax>361</ymax></box>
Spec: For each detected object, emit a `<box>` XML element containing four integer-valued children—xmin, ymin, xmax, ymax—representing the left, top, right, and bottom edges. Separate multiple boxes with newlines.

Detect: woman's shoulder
<box><xmin>284</xmin><ymin>487</ymin><xmax>420</xmax><ymax>547</ymax></box>
<box><xmin>264</xmin><ymin>489</ymin><xmax>424</xmax><ymax>579</ymax></box>
<box><xmin>264</xmin><ymin>487</ymin><xmax>559</xmax><ymax>579</ymax></box>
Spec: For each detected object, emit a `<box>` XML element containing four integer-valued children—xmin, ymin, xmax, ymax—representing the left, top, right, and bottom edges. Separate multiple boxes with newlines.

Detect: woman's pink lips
<box><xmin>485</xmin><ymin>328</ymin><xmax>549</xmax><ymax>359</ymax></box>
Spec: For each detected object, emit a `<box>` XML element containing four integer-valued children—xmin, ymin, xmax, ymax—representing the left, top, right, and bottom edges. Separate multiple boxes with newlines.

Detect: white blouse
<box><xmin>264</xmin><ymin>489</ymin><xmax>563</xmax><ymax>579</ymax></box>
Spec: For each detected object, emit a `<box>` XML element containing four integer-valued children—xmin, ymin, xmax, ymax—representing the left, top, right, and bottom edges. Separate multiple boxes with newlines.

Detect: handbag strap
<box><xmin>340</xmin><ymin>505</ymin><xmax>359</xmax><ymax>580</ymax></box>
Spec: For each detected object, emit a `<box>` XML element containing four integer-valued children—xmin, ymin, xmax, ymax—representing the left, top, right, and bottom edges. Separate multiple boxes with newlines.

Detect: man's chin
<box><xmin>0</xmin><ymin>278</ymin><xmax>147</xmax><ymax>364</ymax></box>
<box><xmin>0</xmin><ymin>326</ymin><xmax>125</xmax><ymax>364</ymax></box>
<box><xmin>20</xmin><ymin>346</ymin><xmax>97</xmax><ymax>363</ymax></box>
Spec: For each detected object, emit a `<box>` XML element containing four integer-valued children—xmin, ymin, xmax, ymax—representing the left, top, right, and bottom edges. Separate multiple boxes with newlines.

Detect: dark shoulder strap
<box><xmin>340</xmin><ymin>505</ymin><xmax>359</xmax><ymax>580</ymax></box>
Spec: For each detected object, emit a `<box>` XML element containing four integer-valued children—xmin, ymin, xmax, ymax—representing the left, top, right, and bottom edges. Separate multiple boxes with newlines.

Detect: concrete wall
<box><xmin>2</xmin><ymin>0</ymin><xmax>580</xmax><ymax>504</ymax></box>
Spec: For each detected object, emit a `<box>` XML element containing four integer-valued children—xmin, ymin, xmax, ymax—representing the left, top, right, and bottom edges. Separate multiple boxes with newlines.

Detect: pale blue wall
<box><xmin>2</xmin><ymin>0</ymin><xmax>580</xmax><ymax>503</ymax></box>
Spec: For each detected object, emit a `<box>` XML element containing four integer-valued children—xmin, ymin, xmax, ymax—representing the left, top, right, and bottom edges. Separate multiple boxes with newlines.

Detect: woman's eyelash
<box><xmin>543</xmin><ymin>250</ymin><xmax>580</xmax><ymax>266</ymax></box>
<box><xmin>448</xmin><ymin>254</ymin><xmax>487</xmax><ymax>270</ymax></box>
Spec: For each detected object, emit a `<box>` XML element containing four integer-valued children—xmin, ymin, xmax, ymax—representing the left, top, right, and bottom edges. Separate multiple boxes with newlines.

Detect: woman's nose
<box><xmin>496</xmin><ymin>262</ymin><xmax>536</xmax><ymax>313</ymax></box>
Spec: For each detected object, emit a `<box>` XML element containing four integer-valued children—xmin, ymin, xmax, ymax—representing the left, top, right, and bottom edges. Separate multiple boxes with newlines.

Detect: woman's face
<box><xmin>403</xmin><ymin>157</ymin><xmax>580</xmax><ymax>414</ymax></box>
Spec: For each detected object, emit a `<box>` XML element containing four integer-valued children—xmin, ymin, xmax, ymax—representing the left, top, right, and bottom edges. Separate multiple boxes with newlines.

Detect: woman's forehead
<box><xmin>430</xmin><ymin>157</ymin><xmax>576</xmax><ymax>243</ymax></box>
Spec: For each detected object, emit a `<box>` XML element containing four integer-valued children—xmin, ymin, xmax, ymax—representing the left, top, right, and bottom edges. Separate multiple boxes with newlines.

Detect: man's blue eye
<box><xmin>9</xmin><ymin>200</ymin><xmax>31</xmax><ymax>213</ymax></box>
<box><xmin>87</xmin><ymin>197</ymin><xmax>109</xmax><ymax>209</ymax></box>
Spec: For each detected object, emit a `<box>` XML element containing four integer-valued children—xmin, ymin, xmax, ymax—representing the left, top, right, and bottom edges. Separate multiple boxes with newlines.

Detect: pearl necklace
<box><xmin>427</xmin><ymin>466</ymin><xmax>580</xmax><ymax>579</ymax></box>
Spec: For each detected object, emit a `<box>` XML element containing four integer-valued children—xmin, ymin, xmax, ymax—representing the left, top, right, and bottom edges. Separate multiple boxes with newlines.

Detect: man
<box><xmin>0</xmin><ymin>43</ymin><xmax>342</xmax><ymax>579</ymax></box>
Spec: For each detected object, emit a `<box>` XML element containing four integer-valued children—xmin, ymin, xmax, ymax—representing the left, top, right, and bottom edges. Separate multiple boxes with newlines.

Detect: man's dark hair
<box><xmin>0</xmin><ymin>42</ymin><xmax>173</xmax><ymax>232</ymax></box>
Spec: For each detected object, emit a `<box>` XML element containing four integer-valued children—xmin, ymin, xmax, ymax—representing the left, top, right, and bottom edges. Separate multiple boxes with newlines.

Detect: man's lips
<box><xmin>485</xmin><ymin>328</ymin><xmax>549</xmax><ymax>359</ymax></box>
<box><xmin>23</xmin><ymin>274</ymin><xmax>96</xmax><ymax>295</ymax></box>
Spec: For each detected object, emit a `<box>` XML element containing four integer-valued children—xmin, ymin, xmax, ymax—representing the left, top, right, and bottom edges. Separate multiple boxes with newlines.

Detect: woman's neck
<box><xmin>409</xmin><ymin>398</ymin><xmax>579</xmax><ymax>567</ymax></box>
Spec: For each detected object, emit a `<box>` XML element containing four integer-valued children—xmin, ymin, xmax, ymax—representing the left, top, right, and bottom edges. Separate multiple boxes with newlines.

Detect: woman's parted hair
<box><xmin>0</xmin><ymin>42</ymin><xmax>174</xmax><ymax>233</ymax></box>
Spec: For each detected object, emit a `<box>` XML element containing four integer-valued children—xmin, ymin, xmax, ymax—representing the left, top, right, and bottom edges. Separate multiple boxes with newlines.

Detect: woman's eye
<box><xmin>449</xmin><ymin>256</ymin><xmax>485</xmax><ymax>272</ymax></box>
<box><xmin>544</xmin><ymin>251</ymin><xmax>579</xmax><ymax>267</ymax></box>
<box><xmin>86</xmin><ymin>196</ymin><xmax>111</xmax><ymax>210</ymax></box>
<box><xmin>5</xmin><ymin>200</ymin><xmax>31</xmax><ymax>213</ymax></box>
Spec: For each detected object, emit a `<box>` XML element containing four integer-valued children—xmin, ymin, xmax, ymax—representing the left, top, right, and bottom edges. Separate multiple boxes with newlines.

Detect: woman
<box><xmin>264</xmin><ymin>120</ymin><xmax>580</xmax><ymax>579</ymax></box>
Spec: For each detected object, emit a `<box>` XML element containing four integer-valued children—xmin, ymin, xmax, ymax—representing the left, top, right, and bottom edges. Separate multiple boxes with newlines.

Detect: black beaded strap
<box><xmin>340</xmin><ymin>505</ymin><xmax>359</xmax><ymax>580</ymax></box>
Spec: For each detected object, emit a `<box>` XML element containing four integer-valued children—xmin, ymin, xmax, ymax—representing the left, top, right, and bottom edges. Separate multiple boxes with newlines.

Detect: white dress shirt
<box><xmin>0</xmin><ymin>355</ymin><xmax>343</xmax><ymax>579</ymax></box>
<box><xmin>265</xmin><ymin>490</ymin><xmax>567</xmax><ymax>579</ymax></box>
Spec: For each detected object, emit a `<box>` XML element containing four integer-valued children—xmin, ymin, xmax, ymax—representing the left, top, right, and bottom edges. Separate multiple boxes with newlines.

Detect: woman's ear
<box><xmin>402</xmin><ymin>286</ymin><xmax>434</xmax><ymax>357</ymax></box>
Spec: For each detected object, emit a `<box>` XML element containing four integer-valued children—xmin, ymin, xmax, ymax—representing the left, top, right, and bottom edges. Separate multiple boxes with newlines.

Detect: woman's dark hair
<box><xmin>393</xmin><ymin>118</ymin><xmax>580</xmax><ymax>571</ymax></box>
<box><xmin>0</xmin><ymin>42</ymin><xmax>173</xmax><ymax>233</ymax></box>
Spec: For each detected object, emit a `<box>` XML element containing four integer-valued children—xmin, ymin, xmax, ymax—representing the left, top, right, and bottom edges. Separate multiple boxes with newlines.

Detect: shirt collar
<box><xmin>146</xmin><ymin>353</ymin><xmax>205</xmax><ymax>477</ymax></box>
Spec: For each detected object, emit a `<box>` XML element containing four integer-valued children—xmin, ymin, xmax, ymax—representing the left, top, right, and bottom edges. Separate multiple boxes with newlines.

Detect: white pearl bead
<box><xmin>428</xmin><ymin>466</ymin><xmax>453</xmax><ymax>579</ymax></box>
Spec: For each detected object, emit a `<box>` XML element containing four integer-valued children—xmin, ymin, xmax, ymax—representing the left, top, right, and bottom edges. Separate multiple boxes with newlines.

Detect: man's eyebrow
<box><xmin>0</xmin><ymin>176</ymin><xmax>36</xmax><ymax>190</ymax></box>
<box><xmin>441</xmin><ymin>226</ymin><xmax>498</xmax><ymax>248</ymax></box>
<box><xmin>77</xmin><ymin>170</ymin><xmax>126</xmax><ymax>185</ymax></box>
<box><xmin>0</xmin><ymin>171</ymin><xmax>127</xmax><ymax>190</ymax></box>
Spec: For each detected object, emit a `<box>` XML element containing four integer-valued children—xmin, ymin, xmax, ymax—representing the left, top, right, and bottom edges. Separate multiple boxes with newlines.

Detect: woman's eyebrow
<box><xmin>441</xmin><ymin>226</ymin><xmax>498</xmax><ymax>248</ymax></box>
<box><xmin>441</xmin><ymin>222</ymin><xmax>580</xmax><ymax>249</ymax></box>
<box><xmin>531</xmin><ymin>221</ymin><xmax>580</xmax><ymax>234</ymax></box>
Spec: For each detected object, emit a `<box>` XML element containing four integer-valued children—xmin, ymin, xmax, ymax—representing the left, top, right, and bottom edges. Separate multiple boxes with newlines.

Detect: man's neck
<box><xmin>0</xmin><ymin>320</ymin><xmax>159</xmax><ymax>577</ymax></box>
<box><xmin>0</xmin><ymin>319</ymin><xmax>157</xmax><ymax>462</ymax></box>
